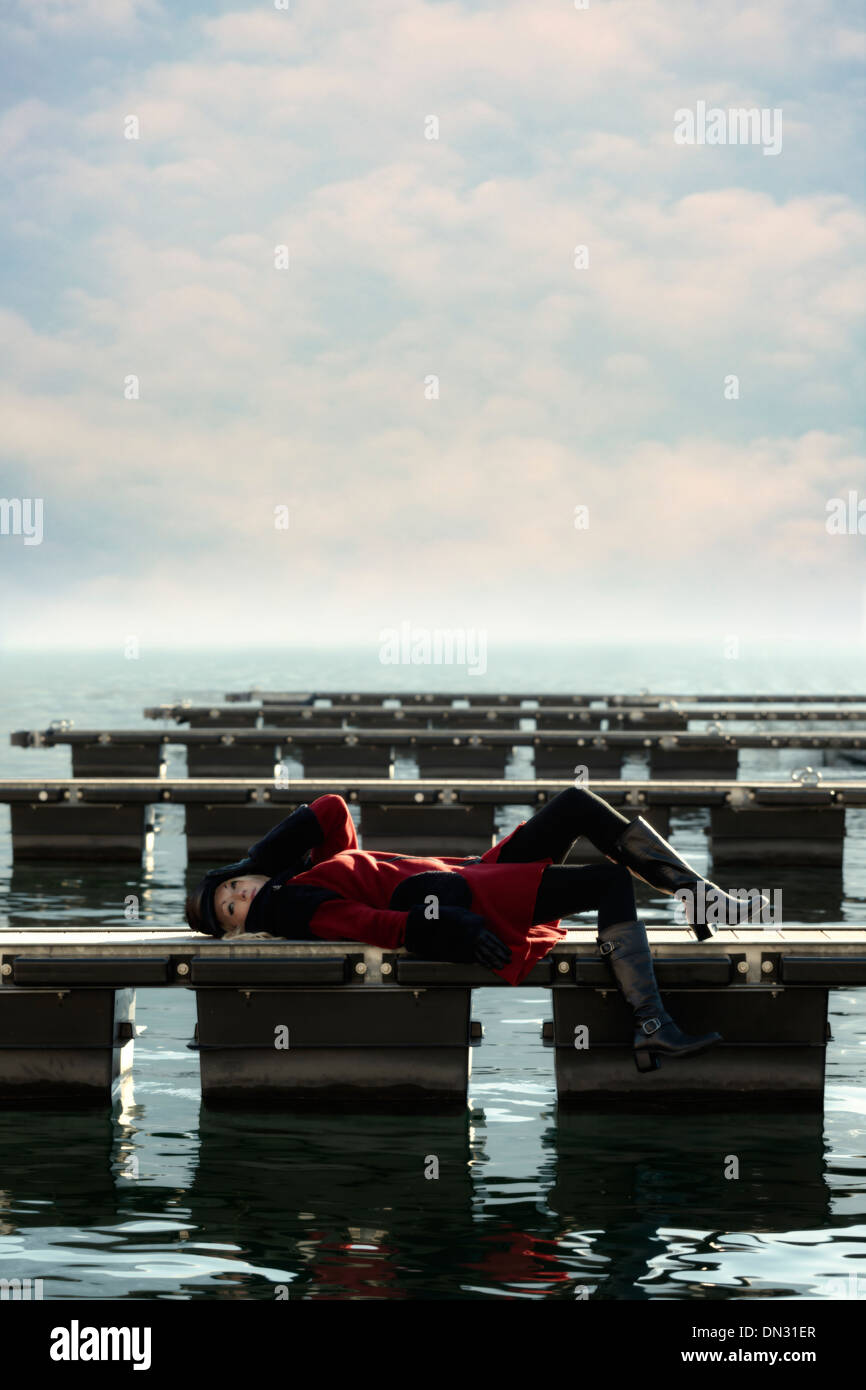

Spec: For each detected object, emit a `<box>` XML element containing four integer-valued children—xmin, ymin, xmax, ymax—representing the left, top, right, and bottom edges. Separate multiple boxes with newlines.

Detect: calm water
<box><xmin>1</xmin><ymin>641</ymin><xmax>865</xmax><ymax>1301</ymax></box>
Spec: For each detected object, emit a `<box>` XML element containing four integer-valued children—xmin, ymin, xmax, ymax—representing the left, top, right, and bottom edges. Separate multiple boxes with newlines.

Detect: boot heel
<box><xmin>634</xmin><ymin>1049</ymin><xmax>660</xmax><ymax>1073</ymax></box>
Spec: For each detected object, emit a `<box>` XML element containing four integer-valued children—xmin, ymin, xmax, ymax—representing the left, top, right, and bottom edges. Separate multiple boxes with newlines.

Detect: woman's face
<box><xmin>213</xmin><ymin>874</ymin><xmax>271</xmax><ymax>936</ymax></box>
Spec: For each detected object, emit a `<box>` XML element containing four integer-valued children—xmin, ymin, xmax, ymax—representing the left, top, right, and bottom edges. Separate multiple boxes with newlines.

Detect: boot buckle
<box><xmin>599</xmin><ymin>940</ymin><xmax>616</xmax><ymax>956</ymax></box>
<box><xmin>640</xmin><ymin>1017</ymin><xmax>662</xmax><ymax>1035</ymax></box>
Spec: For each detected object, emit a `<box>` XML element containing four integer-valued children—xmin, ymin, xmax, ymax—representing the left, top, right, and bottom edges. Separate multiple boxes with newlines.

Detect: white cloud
<box><xmin>0</xmin><ymin>0</ymin><xmax>862</xmax><ymax>647</ymax></box>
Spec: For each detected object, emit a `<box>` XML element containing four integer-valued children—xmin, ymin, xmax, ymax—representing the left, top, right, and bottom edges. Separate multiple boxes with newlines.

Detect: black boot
<box><xmin>608</xmin><ymin>817</ymin><xmax>769</xmax><ymax>941</ymax></box>
<box><xmin>597</xmin><ymin>919</ymin><xmax>723</xmax><ymax>1073</ymax></box>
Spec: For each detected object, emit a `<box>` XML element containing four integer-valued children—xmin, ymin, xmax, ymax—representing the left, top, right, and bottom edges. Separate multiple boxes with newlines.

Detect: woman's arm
<box><xmin>307</xmin><ymin>794</ymin><xmax>358</xmax><ymax>862</ymax></box>
<box><xmin>246</xmin><ymin>794</ymin><xmax>356</xmax><ymax>875</ymax></box>
<box><xmin>306</xmin><ymin>899</ymin><xmax>412</xmax><ymax>949</ymax></box>
<box><xmin>308</xmin><ymin>900</ymin><xmax>511</xmax><ymax>968</ymax></box>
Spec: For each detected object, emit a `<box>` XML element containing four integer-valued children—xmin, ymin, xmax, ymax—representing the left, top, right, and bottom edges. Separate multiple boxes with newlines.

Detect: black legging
<box><xmin>495</xmin><ymin>786</ymin><xmax>637</xmax><ymax>929</ymax></box>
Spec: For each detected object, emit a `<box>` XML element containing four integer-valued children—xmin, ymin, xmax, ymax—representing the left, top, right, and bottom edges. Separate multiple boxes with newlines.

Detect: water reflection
<box><xmin>546</xmin><ymin>1111</ymin><xmax>832</xmax><ymax>1298</ymax></box>
<box><xmin>1</xmin><ymin>1101</ymin><xmax>859</xmax><ymax>1300</ymax></box>
<box><xmin>3</xmin><ymin>860</ymin><xmax>187</xmax><ymax>934</ymax></box>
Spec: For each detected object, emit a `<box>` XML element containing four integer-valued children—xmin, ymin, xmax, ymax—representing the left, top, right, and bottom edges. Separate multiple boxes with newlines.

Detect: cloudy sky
<box><xmin>0</xmin><ymin>0</ymin><xmax>863</xmax><ymax>650</ymax></box>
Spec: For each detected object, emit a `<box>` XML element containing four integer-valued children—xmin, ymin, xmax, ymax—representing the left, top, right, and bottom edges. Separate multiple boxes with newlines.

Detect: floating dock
<box><xmin>0</xmin><ymin>775</ymin><xmax>861</xmax><ymax>863</ymax></box>
<box><xmin>0</xmin><ymin>927</ymin><xmax>862</xmax><ymax>1111</ymax></box>
<box><xmin>224</xmin><ymin>689</ymin><xmax>866</xmax><ymax>705</ymax></box>
<box><xmin>11</xmin><ymin>722</ymin><xmax>866</xmax><ymax>779</ymax></box>
<box><xmin>146</xmin><ymin>700</ymin><xmax>866</xmax><ymax>728</ymax></box>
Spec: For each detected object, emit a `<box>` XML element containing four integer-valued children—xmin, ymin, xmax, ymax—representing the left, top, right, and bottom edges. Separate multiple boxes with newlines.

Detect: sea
<box><xmin>0</xmin><ymin>639</ymin><xmax>865</xmax><ymax>1301</ymax></box>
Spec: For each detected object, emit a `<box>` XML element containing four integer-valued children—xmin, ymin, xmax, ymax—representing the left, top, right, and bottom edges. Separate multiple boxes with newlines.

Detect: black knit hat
<box><xmin>185</xmin><ymin>857</ymin><xmax>256</xmax><ymax>938</ymax></box>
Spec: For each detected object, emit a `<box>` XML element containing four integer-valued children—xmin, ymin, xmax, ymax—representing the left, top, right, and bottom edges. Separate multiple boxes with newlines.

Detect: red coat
<box><xmin>286</xmin><ymin>795</ymin><xmax>566</xmax><ymax>986</ymax></box>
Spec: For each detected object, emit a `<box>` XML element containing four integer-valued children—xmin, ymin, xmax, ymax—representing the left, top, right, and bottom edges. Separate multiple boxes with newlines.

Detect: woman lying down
<box><xmin>185</xmin><ymin>790</ymin><xmax>766</xmax><ymax>1073</ymax></box>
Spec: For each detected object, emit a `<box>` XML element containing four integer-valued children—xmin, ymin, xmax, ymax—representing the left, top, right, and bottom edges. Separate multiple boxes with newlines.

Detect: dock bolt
<box><xmin>727</xmin><ymin>786</ymin><xmax>754</xmax><ymax>808</ymax></box>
